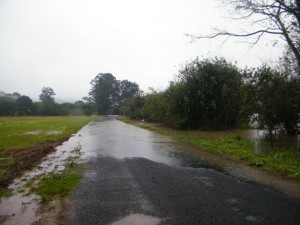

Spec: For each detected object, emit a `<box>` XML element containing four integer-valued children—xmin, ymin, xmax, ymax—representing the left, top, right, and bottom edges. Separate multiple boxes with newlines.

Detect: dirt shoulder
<box><xmin>0</xmin><ymin>138</ymin><xmax>68</xmax><ymax>190</ymax></box>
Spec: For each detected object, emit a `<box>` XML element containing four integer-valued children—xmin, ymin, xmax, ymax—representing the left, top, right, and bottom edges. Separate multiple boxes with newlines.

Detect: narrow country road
<box><xmin>63</xmin><ymin>116</ymin><xmax>300</xmax><ymax>225</ymax></box>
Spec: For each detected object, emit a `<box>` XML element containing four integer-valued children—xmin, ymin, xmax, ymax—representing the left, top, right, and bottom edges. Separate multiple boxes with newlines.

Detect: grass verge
<box><xmin>27</xmin><ymin>152</ymin><xmax>84</xmax><ymax>224</ymax></box>
<box><xmin>0</xmin><ymin>116</ymin><xmax>99</xmax><ymax>193</ymax></box>
<box><xmin>118</xmin><ymin>116</ymin><xmax>300</xmax><ymax>180</ymax></box>
<box><xmin>32</xmin><ymin>172</ymin><xmax>81</xmax><ymax>203</ymax></box>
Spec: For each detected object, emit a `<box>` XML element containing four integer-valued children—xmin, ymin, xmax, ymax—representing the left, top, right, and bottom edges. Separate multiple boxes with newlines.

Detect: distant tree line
<box><xmin>0</xmin><ymin>73</ymin><xmax>140</xmax><ymax>117</ymax></box>
<box><xmin>1</xmin><ymin>57</ymin><xmax>299</xmax><ymax>140</ymax></box>
<box><xmin>123</xmin><ymin>57</ymin><xmax>299</xmax><ymax>137</ymax></box>
<box><xmin>0</xmin><ymin>87</ymin><xmax>95</xmax><ymax>116</ymax></box>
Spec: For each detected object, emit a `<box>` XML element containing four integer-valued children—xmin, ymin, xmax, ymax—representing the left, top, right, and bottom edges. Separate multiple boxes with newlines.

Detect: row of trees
<box><xmin>1</xmin><ymin>59</ymin><xmax>298</xmax><ymax>141</ymax></box>
<box><xmin>0</xmin><ymin>87</ymin><xmax>95</xmax><ymax>116</ymax></box>
<box><xmin>123</xmin><ymin>57</ymin><xmax>299</xmax><ymax>137</ymax></box>
<box><xmin>0</xmin><ymin>73</ymin><xmax>140</xmax><ymax>117</ymax></box>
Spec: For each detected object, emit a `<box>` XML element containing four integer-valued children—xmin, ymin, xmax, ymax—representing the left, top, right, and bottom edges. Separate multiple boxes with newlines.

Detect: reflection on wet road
<box><xmin>78</xmin><ymin>116</ymin><xmax>181</xmax><ymax>166</ymax></box>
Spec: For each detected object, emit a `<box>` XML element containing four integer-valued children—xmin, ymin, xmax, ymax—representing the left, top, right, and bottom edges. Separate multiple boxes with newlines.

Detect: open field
<box><xmin>0</xmin><ymin>116</ymin><xmax>99</xmax><ymax>192</ymax></box>
<box><xmin>118</xmin><ymin>116</ymin><xmax>300</xmax><ymax>180</ymax></box>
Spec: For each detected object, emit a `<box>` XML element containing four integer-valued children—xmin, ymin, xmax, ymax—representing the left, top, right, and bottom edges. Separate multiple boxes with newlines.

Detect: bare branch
<box><xmin>192</xmin><ymin>28</ymin><xmax>283</xmax><ymax>40</ymax></box>
<box><xmin>189</xmin><ymin>0</ymin><xmax>300</xmax><ymax>72</ymax></box>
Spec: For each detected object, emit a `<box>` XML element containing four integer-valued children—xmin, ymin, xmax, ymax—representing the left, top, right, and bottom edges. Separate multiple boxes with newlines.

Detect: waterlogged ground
<box><xmin>1</xmin><ymin>116</ymin><xmax>300</xmax><ymax>225</ymax></box>
<box><xmin>0</xmin><ymin>131</ymin><xmax>83</xmax><ymax>225</ymax></box>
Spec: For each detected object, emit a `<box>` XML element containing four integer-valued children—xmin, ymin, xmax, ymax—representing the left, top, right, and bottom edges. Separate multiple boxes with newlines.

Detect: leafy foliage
<box><xmin>0</xmin><ymin>92</ymin><xmax>33</xmax><ymax>116</ymax></box>
<box><xmin>0</xmin><ymin>89</ymin><xmax>95</xmax><ymax>116</ymax></box>
<box><xmin>39</xmin><ymin>87</ymin><xmax>56</xmax><ymax>104</ymax></box>
<box><xmin>87</xmin><ymin>73</ymin><xmax>140</xmax><ymax>115</ymax></box>
<box><xmin>125</xmin><ymin>57</ymin><xmax>243</xmax><ymax>130</ymax></box>
<box><xmin>244</xmin><ymin>66</ymin><xmax>300</xmax><ymax>137</ymax></box>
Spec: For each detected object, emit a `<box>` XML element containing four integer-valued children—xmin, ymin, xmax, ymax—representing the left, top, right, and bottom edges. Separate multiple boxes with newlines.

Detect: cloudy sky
<box><xmin>0</xmin><ymin>0</ymin><xmax>283</xmax><ymax>102</ymax></box>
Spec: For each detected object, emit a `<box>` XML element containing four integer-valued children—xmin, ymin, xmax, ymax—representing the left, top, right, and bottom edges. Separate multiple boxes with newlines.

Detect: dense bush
<box><xmin>125</xmin><ymin>57</ymin><xmax>244</xmax><ymax>130</ymax></box>
<box><xmin>124</xmin><ymin>57</ymin><xmax>299</xmax><ymax>135</ymax></box>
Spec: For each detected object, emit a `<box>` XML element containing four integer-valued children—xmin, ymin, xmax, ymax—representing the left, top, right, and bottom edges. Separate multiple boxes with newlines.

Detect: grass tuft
<box><xmin>33</xmin><ymin>172</ymin><xmax>81</xmax><ymax>202</ymax></box>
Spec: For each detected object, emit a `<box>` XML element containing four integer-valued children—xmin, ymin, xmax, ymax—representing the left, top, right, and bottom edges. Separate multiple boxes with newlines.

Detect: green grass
<box><xmin>0</xmin><ymin>187</ymin><xmax>12</xmax><ymax>198</ymax></box>
<box><xmin>33</xmin><ymin>172</ymin><xmax>81</xmax><ymax>202</ymax></box>
<box><xmin>118</xmin><ymin>116</ymin><xmax>300</xmax><ymax>180</ymax></box>
<box><xmin>0</xmin><ymin>116</ymin><xmax>99</xmax><ymax>192</ymax></box>
<box><xmin>0</xmin><ymin>116</ymin><xmax>99</xmax><ymax>152</ymax></box>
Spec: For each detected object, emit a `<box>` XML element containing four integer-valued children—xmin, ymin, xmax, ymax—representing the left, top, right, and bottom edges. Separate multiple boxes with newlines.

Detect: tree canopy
<box><xmin>125</xmin><ymin>57</ymin><xmax>244</xmax><ymax>130</ymax></box>
<box><xmin>39</xmin><ymin>87</ymin><xmax>56</xmax><ymax>104</ymax></box>
<box><xmin>87</xmin><ymin>73</ymin><xmax>140</xmax><ymax>115</ymax></box>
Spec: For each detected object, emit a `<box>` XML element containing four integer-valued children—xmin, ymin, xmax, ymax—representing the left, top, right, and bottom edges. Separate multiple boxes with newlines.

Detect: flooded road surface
<box><xmin>1</xmin><ymin>116</ymin><xmax>300</xmax><ymax>225</ymax></box>
<box><xmin>63</xmin><ymin>116</ymin><xmax>300</xmax><ymax>225</ymax></box>
<box><xmin>77</xmin><ymin>116</ymin><xmax>181</xmax><ymax>166</ymax></box>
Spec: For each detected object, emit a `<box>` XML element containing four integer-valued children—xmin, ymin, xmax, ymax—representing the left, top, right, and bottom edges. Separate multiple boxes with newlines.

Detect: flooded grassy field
<box><xmin>0</xmin><ymin>126</ymin><xmax>85</xmax><ymax>225</ymax></box>
<box><xmin>0</xmin><ymin>116</ymin><xmax>99</xmax><ymax>193</ymax></box>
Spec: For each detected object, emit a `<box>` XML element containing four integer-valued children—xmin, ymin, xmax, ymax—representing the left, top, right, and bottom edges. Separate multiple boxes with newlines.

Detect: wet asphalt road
<box><xmin>64</xmin><ymin>116</ymin><xmax>300</xmax><ymax>225</ymax></box>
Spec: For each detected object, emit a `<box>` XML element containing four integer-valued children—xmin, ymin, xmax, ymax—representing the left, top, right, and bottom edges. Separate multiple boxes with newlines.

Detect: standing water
<box><xmin>242</xmin><ymin>129</ymin><xmax>300</xmax><ymax>154</ymax></box>
<box><xmin>1</xmin><ymin>116</ymin><xmax>299</xmax><ymax>225</ymax></box>
<box><xmin>0</xmin><ymin>116</ymin><xmax>181</xmax><ymax>225</ymax></box>
<box><xmin>0</xmin><ymin>129</ymin><xmax>84</xmax><ymax>225</ymax></box>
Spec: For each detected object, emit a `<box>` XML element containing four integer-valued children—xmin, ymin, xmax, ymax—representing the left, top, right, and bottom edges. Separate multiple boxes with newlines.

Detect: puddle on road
<box><xmin>110</xmin><ymin>214</ymin><xmax>161</xmax><ymax>225</ymax></box>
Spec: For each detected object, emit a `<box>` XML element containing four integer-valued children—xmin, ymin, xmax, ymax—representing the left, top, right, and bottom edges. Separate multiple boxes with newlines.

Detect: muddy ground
<box><xmin>0</xmin><ymin>139</ymin><xmax>68</xmax><ymax>189</ymax></box>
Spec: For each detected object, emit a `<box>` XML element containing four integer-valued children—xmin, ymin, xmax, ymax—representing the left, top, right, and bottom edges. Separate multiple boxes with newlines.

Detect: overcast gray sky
<box><xmin>0</xmin><ymin>0</ymin><xmax>283</xmax><ymax>102</ymax></box>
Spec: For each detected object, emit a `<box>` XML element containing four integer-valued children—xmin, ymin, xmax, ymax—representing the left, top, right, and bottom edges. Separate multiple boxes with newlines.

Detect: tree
<box><xmin>174</xmin><ymin>57</ymin><xmax>243</xmax><ymax>129</ymax></box>
<box><xmin>87</xmin><ymin>73</ymin><xmax>118</xmax><ymax>115</ymax></box>
<box><xmin>125</xmin><ymin>57</ymin><xmax>244</xmax><ymax>130</ymax></box>
<box><xmin>0</xmin><ymin>92</ymin><xmax>33</xmax><ymax>116</ymax></box>
<box><xmin>0</xmin><ymin>92</ymin><xmax>17</xmax><ymax>115</ymax></box>
<box><xmin>16</xmin><ymin>95</ymin><xmax>34</xmax><ymax>115</ymax></box>
<box><xmin>244</xmin><ymin>66</ymin><xmax>299</xmax><ymax>145</ymax></box>
<box><xmin>124</xmin><ymin>95</ymin><xmax>146</xmax><ymax>119</ymax></box>
<box><xmin>87</xmin><ymin>73</ymin><xmax>140</xmax><ymax>115</ymax></box>
<box><xmin>116</xmin><ymin>80</ymin><xmax>140</xmax><ymax>114</ymax></box>
<box><xmin>39</xmin><ymin>87</ymin><xmax>56</xmax><ymax>104</ymax></box>
<box><xmin>39</xmin><ymin>87</ymin><xmax>57</xmax><ymax>115</ymax></box>
<box><xmin>191</xmin><ymin>0</ymin><xmax>300</xmax><ymax>73</ymax></box>
<box><xmin>118</xmin><ymin>80</ymin><xmax>139</xmax><ymax>103</ymax></box>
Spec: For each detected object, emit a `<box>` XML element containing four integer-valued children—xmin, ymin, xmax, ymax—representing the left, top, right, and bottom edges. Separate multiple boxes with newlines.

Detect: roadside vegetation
<box><xmin>88</xmin><ymin>56</ymin><xmax>299</xmax><ymax>181</ymax></box>
<box><xmin>123</xmin><ymin>58</ymin><xmax>299</xmax><ymax>137</ymax></box>
<box><xmin>33</xmin><ymin>171</ymin><xmax>81</xmax><ymax>203</ymax></box>
<box><xmin>0</xmin><ymin>116</ymin><xmax>98</xmax><ymax>194</ymax></box>
<box><xmin>119</xmin><ymin>116</ymin><xmax>300</xmax><ymax>180</ymax></box>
